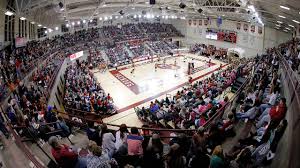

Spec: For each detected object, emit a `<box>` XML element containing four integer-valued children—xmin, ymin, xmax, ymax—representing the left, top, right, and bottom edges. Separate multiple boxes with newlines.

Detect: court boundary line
<box><xmin>115</xmin><ymin>64</ymin><xmax>229</xmax><ymax>113</ymax></box>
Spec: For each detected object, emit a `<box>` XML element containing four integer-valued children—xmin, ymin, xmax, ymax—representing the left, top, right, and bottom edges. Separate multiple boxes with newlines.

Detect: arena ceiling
<box><xmin>5</xmin><ymin>0</ymin><xmax>300</xmax><ymax>33</ymax></box>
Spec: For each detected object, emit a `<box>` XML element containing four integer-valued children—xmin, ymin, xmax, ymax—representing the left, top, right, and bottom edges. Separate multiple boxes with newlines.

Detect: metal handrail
<box><xmin>275</xmin><ymin>48</ymin><xmax>300</xmax><ymax>168</ymax></box>
<box><xmin>56</xmin><ymin>72</ymin><xmax>251</xmax><ymax>132</ymax></box>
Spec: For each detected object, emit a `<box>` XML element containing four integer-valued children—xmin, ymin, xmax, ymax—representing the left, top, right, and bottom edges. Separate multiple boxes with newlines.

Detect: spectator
<box><xmin>115</xmin><ymin>124</ymin><xmax>129</xmax><ymax>151</ymax></box>
<box><xmin>210</xmin><ymin>145</ymin><xmax>225</xmax><ymax>168</ymax></box>
<box><xmin>127</xmin><ymin>127</ymin><xmax>144</xmax><ymax>166</ymax></box>
<box><xmin>48</xmin><ymin>136</ymin><xmax>86</xmax><ymax>168</ymax></box>
<box><xmin>86</xmin><ymin>143</ymin><xmax>112</xmax><ymax>168</ymax></box>
<box><xmin>165</xmin><ymin>143</ymin><xmax>186</xmax><ymax>168</ymax></box>
<box><xmin>143</xmin><ymin>134</ymin><xmax>164</xmax><ymax>168</ymax></box>
<box><xmin>56</xmin><ymin>116</ymin><xmax>71</xmax><ymax>137</ymax></box>
<box><xmin>100</xmin><ymin>124</ymin><xmax>116</xmax><ymax>158</ymax></box>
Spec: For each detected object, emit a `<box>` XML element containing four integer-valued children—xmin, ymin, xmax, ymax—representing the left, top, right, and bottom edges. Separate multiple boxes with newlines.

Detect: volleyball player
<box><xmin>130</xmin><ymin>59</ymin><xmax>135</xmax><ymax>74</ymax></box>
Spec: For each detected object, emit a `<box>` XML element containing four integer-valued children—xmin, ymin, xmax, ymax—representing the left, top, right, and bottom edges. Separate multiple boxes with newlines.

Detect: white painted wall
<box><xmin>0</xmin><ymin>0</ymin><xmax>7</xmax><ymax>49</ymax></box>
<box><xmin>264</xmin><ymin>27</ymin><xmax>293</xmax><ymax>49</ymax></box>
<box><xmin>170</xmin><ymin>19</ymin><xmax>292</xmax><ymax>58</ymax></box>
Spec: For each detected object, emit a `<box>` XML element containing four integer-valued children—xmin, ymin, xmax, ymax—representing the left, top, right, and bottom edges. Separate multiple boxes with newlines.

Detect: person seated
<box><xmin>49</xmin><ymin>136</ymin><xmax>86</xmax><ymax>168</ymax></box>
<box><xmin>210</xmin><ymin>145</ymin><xmax>225</xmax><ymax>168</ymax></box>
<box><xmin>259</xmin><ymin>91</ymin><xmax>278</xmax><ymax>112</ymax></box>
<box><xmin>127</xmin><ymin>127</ymin><xmax>144</xmax><ymax>166</ymax></box>
<box><xmin>236</xmin><ymin>101</ymin><xmax>260</xmax><ymax>120</ymax></box>
<box><xmin>56</xmin><ymin>116</ymin><xmax>71</xmax><ymax>137</ymax></box>
<box><xmin>217</xmin><ymin>112</ymin><xmax>235</xmax><ymax>133</ymax></box>
<box><xmin>87</xmin><ymin>142</ymin><xmax>116</xmax><ymax>168</ymax></box>
<box><xmin>256</xmin><ymin>98</ymin><xmax>287</xmax><ymax>129</ymax></box>
<box><xmin>86</xmin><ymin>122</ymin><xmax>101</xmax><ymax>146</ymax></box>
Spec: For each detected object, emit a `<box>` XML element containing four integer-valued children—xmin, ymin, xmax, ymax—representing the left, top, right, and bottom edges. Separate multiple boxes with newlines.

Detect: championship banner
<box><xmin>69</xmin><ymin>51</ymin><xmax>84</xmax><ymax>61</ymax></box>
<box><xmin>193</xmin><ymin>20</ymin><xmax>197</xmax><ymax>26</ymax></box>
<box><xmin>15</xmin><ymin>37</ymin><xmax>27</xmax><ymax>48</ymax></box>
<box><xmin>199</xmin><ymin>19</ymin><xmax>202</xmax><ymax>26</ymax></box>
<box><xmin>243</xmin><ymin>23</ymin><xmax>248</xmax><ymax>32</ymax></box>
<box><xmin>258</xmin><ymin>26</ymin><xmax>263</xmax><ymax>34</ymax></box>
<box><xmin>204</xmin><ymin>19</ymin><xmax>208</xmax><ymax>26</ymax></box>
<box><xmin>251</xmin><ymin>25</ymin><xmax>255</xmax><ymax>33</ymax></box>
<box><xmin>188</xmin><ymin>20</ymin><xmax>192</xmax><ymax>26</ymax></box>
<box><xmin>237</xmin><ymin>22</ymin><xmax>241</xmax><ymax>30</ymax></box>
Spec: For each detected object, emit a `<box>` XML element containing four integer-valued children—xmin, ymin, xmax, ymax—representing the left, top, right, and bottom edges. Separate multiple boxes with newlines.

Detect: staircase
<box><xmin>124</xmin><ymin>45</ymin><xmax>134</xmax><ymax>58</ymax></box>
<box><xmin>231</xmin><ymin>77</ymin><xmax>246</xmax><ymax>93</ymax></box>
<box><xmin>144</xmin><ymin>43</ymin><xmax>156</xmax><ymax>54</ymax></box>
<box><xmin>100</xmin><ymin>50</ymin><xmax>110</xmax><ymax>63</ymax></box>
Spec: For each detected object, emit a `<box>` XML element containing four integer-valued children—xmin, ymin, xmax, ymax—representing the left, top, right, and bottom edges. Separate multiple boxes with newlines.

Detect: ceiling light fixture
<box><xmin>43</xmin><ymin>26</ymin><xmax>47</xmax><ymax>28</ymax></box>
<box><xmin>258</xmin><ymin>17</ymin><xmax>264</xmax><ymax>25</ymax></box>
<box><xmin>66</xmin><ymin>23</ymin><xmax>70</xmax><ymax>27</ymax></box>
<box><xmin>48</xmin><ymin>28</ymin><xmax>53</xmax><ymax>32</ymax></box>
<box><xmin>277</xmin><ymin>21</ymin><xmax>283</xmax><ymax>24</ymax></box>
<box><xmin>83</xmin><ymin>20</ymin><xmax>86</xmax><ymax>23</ymax></box>
<box><xmin>99</xmin><ymin>17</ymin><xmax>103</xmax><ymax>20</ymax></box>
<box><xmin>280</xmin><ymin>5</ymin><xmax>290</xmax><ymax>10</ymax></box>
<box><xmin>288</xmin><ymin>24</ymin><xmax>295</xmax><ymax>28</ymax></box>
<box><xmin>278</xmin><ymin>15</ymin><xmax>286</xmax><ymax>18</ymax></box>
<box><xmin>20</xmin><ymin>17</ymin><xmax>26</xmax><ymax>20</ymax></box>
<box><xmin>134</xmin><ymin>15</ymin><xmax>137</xmax><ymax>18</ymax></box>
<box><xmin>77</xmin><ymin>21</ymin><xmax>80</xmax><ymax>25</ymax></box>
<box><xmin>55</xmin><ymin>27</ymin><xmax>59</xmax><ymax>30</ymax></box>
<box><xmin>71</xmin><ymin>22</ymin><xmax>75</xmax><ymax>25</ymax></box>
<box><xmin>275</xmin><ymin>24</ymin><xmax>281</xmax><ymax>27</ymax></box>
<box><xmin>45</xmin><ymin>31</ymin><xmax>48</xmax><ymax>34</ymax></box>
<box><xmin>5</xmin><ymin>11</ymin><xmax>13</xmax><ymax>16</ymax></box>
<box><xmin>292</xmin><ymin>19</ymin><xmax>300</xmax><ymax>24</ymax></box>
<box><xmin>103</xmin><ymin>4</ymin><xmax>107</xmax><ymax>7</ymax></box>
<box><xmin>247</xmin><ymin>5</ymin><xmax>256</xmax><ymax>13</ymax></box>
<box><xmin>104</xmin><ymin>17</ymin><xmax>108</xmax><ymax>20</ymax></box>
<box><xmin>31</xmin><ymin>21</ymin><xmax>35</xmax><ymax>24</ymax></box>
<box><xmin>285</xmin><ymin>27</ymin><xmax>290</xmax><ymax>30</ymax></box>
<box><xmin>38</xmin><ymin>24</ymin><xmax>42</xmax><ymax>27</ymax></box>
<box><xmin>90</xmin><ymin>19</ymin><xmax>93</xmax><ymax>22</ymax></box>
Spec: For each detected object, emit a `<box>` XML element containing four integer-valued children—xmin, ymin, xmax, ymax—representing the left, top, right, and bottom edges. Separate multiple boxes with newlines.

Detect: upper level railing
<box><xmin>276</xmin><ymin>49</ymin><xmax>300</xmax><ymax>168</ymax></box>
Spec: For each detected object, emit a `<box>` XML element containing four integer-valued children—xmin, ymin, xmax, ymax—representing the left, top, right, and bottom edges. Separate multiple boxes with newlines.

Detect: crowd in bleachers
<box><xmin>45</xmin><ymin>50</ymin><xmax>288</xmax><ymax>168</ymax></box>
<box><xmin>136</xmin><ymin>59</ymin><xmax>252</xmax><ymax>129</ymax></box>
<box><xmin>138</xmin><ymin>23</ymin><xmax>183</xmax><ymax>40</ymax></box>
<box><xmin>0</xmin><ymin>23</ymin><xmax>182</xmax><ymax>101</ymax></box>
<box><xmin>105</xmin><ymin>45</ymin><xmax>131</xmax><ymax>65</ymax></box>
<box><xmin>147</xmin><ymin>41</ymin><xmax>173</xmax><ymax>55</ymax></box>
<box><xmin>1</xmin><ymin>21</ymin><xmax>296</xmax><ymax>168</ymax></box>
<box><xmin>189</xmin><ymin>43</ymin><xmax>227</xmax><ymax>59</ymax></box>
<box><xmin>3</xmin><ymin>51</ymin><xmax>66</xmax><ymax>146</ymax></box>
<box><xmin>64</xmin><ymin>61</ymin><xmax>115</xmax><ymax>114</ymax></box>
<box><xmin>278</xmin><ymin>39</ymin><xmax>300</xmax><ymax>73</ymax></box>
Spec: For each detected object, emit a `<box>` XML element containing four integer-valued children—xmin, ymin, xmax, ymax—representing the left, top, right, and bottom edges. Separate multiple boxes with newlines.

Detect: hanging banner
<box><xmin>15</xmin><ymin>37</ymin><xmax>27</xmax><ymax>48</ymax></box>
<box><xmin>193</xmin><ymin>20</ymin><xmax>197</xmax><ymax>26</ymax></box>
<box><xmin>199</xmin><ymin>19</ymin><xmax>202</xmax><ymax>26</ymax></box>
<box><xmin>258</xmin><ymin>26</ymin><xmax>263</xmax><ymax>34</ymax></box>
<box><xmin>237</xmin><ymin>22</ymin><xmax>241</xmax><ymax>30</ymax></box>
<box><xmin>69</xmin><ymin>51</ymin><xmax>84</xmax><ymax>61</ymax></box>
<box><xmin>217</xmin><ymin>16</ymin><xmax>222</xmax><ymax>27</ymax></box>
<box><xmin>251</xmin><ymin>25</ymin><xmax>255</xmax><ymax>33</ymax></box>
<box><xmin>204</xmin><ymin>19</ymin><xmax>208</xmax><ymax>26</ymax></box>
<box><xmin>188</xmin><ymin>20</ymin><xmax>192</xmax><ymax>26</ymax></box>
<box><xmin>243</xmin><ymin>23</ymin><xmax>248</xmax><ymax>32</ymax></box>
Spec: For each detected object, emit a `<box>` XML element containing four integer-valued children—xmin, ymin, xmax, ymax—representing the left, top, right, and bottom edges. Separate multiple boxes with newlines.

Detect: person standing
<box><xmin>127</xmin><ymin>127</ymin><xmax>144</xmax><ymax>166</ymax></box>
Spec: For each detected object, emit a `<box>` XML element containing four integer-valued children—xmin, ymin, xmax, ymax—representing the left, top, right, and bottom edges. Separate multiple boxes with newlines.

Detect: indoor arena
<box><xmin>0</xmin><ymin>0</ymin><xmax>300</xmax><ymax>168</ymax></box>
